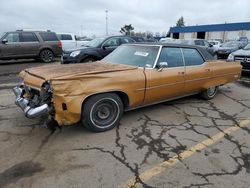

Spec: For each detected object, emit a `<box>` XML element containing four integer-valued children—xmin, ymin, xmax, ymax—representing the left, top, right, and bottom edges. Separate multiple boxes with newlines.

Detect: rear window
<box><xmin>57</xmin><ymin>34</ymin><xmax>72</xmax><ymax>40</ymax></box>
<box><xmin>182</xmin><ymin>48</ymin><xmax>204</xmax><ymax>66</ymax></box>
<box><xmin>39</xmin><ymin>32</ymin><xmax>58</xmax><ymax>41</ymax></box>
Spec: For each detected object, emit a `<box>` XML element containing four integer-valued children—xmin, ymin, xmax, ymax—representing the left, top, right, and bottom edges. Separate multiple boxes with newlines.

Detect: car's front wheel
<box><xmin>200</xmin><ymin>86</ymin><xmax>218</xmax><ymax>100</ymax></box>
<box><xmin>40</xmin><ymin>49</ymin><xmax>54</xmax><ymax>63</ymax></box>
<box><xmin>82</xmin><ymin>93</ymin><xmax>124</xmax><ymax>132</ymax></box>
<box><xmin>82</xmin><ymin>57</ymin><xmax>97</xmax><ymax>63</ymax></box>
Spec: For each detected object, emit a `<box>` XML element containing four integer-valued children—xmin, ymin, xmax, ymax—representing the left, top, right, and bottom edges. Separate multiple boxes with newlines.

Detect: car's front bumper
<box><xmin>13</xmin><ymin>86</ymin><xmax>49</xmax><ymax>118</ymax></box>
<box><xmin>61</xmin><ymin>53</ymin><xmax>79</xmax><ymax>64</ymax></box>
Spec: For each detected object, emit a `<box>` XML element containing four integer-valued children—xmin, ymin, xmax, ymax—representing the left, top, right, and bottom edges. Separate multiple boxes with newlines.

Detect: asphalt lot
<box><xmin>0</xmin><ymin>60</ymin><xmax>250</xmax><ymax>188</ymax></box>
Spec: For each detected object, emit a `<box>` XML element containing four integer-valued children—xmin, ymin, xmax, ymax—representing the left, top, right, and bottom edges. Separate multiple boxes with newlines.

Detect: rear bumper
<box><xmin>13</xmin><ymin>86</ymin><xmax>49</xmax><ymax>118</ymax></box>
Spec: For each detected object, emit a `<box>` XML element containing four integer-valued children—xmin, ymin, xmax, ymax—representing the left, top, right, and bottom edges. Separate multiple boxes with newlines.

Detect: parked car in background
<box><xmin>130</xmin><ymin>36</ymin><xmax>146</xmax><ymax>42</ymax></box>
<box><xmin>159</xmin><ymin>37</ymin><xmax>175</xmax><ymax>43</ymax></box>
<box><xmin>208</xmin><ymin>40</ymin><xmax>222</xmax><ymax>50</ymax></box>
<box><xmin>175</xmin><ymin>39</ymin><xmax>216</xmax><ymax>56</ymax></box>
<box><xmin>57</xmin><ymin>33</ymin><xmax>90</xmax><ymax>51</ymax></box>
<box><xmin>61</xmin><ymin>35</ymin><xmax>135</xmax><ymax>64</ymax></box>
<box><xmin>215</xmin><ymin>41</ymin><xmax>246</xmax><ymax>59</ymax></box>
<box><xmin>14</xmin><ymin>43</ymin><xmax>241</xmax><ymax>132</ymax></box>
<box><xmin>228</xmin><ymin>42</ymin><xmax>250</xmax><ymax>73</ymax></box>
<box><xmin>0</xmin><ymin>30</ymin><xmax>62</xmax><ymax>63</ymax></box>
<box><xmin>238</xmin><ymin>36</ymin><xmax>249</xmax><ymax>43</ymax></box>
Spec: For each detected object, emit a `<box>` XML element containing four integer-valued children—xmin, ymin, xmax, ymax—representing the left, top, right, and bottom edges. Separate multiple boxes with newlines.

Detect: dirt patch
<box><xmin>0</xmin><ymin>161</ymin><xmax>44</xmax><ymax>188</ymax></box>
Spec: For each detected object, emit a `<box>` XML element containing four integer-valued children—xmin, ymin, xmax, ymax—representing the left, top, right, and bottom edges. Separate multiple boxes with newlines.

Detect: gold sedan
<box><xmin>13</xmin><ymin>44</ymin><xmax>242</xmax><ymax>132</ymax></box>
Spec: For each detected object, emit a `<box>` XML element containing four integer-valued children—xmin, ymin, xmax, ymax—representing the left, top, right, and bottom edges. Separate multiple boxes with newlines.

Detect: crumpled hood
<box><xmin>231</xmin><ymin>49</ymin><xmax>250</xmax><ymax>56</ymax></box>
<box><xmin>21</xmin><ymin>61</ymin><xmax>137</xmax><ymax>81</ymax></box>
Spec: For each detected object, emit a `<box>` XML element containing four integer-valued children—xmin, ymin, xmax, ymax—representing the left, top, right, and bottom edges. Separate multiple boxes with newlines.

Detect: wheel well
<box><xmin>81</xmin><ymin>55</ymin><xmax>98</xmax><ymax>63</ymax></box>
<box><xmin>82</xmin><ymin>91</ymin><xmax>130</xmax><ymax>111</ymax></box>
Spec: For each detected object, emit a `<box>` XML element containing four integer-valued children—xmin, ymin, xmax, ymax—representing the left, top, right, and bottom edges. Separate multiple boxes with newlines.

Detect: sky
<box><xmin>0</xmin><ymin>0</ymin><xmax>250</xmax><ymax>37</ymax></box>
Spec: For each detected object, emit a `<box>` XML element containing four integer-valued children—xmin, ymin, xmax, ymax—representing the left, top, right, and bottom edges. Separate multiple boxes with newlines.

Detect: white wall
<box><xmin>227</xmin><ymin>31</ymin><xmax>240</xmax><ymax>40</ymax></box>
<box><xmin>183</xmin><ymin>32</ymin><xmax>193</xmax><ymax>39</ymax></box>
<box><xmin>208</xmin><ymin>32</ymin><xmax>222</xmax><ymax>40</ymax></box>
<box><xmin>245</xmin><ymin>30</ymin><xmax>250</xmax><ymax>40</ymax></box>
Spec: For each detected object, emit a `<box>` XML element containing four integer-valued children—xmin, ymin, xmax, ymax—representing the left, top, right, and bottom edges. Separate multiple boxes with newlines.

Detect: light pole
<box><xmin>105</xmin><ymin>10</ymin><xmax>108</xmax><ymax>36</ymax></box>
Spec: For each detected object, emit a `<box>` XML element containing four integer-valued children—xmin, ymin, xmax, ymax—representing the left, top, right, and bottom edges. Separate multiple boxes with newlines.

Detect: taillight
<box><xmin>58</xmin><ymin>40</ymin><xmax>62</xmax><ymax>48</ymax></box>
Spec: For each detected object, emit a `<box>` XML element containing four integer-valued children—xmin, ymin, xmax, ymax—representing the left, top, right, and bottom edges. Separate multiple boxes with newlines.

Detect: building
<box><xmin>169</xmin><ymin>22</ymin><xmax>250</xmax><ymax>42</ymax></box>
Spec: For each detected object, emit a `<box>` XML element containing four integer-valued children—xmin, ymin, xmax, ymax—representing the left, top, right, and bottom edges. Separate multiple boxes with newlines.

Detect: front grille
<box><xmin>234</xmin><ymin>56</ymin><xmax>250</xmax><ymax>63</ymax></box>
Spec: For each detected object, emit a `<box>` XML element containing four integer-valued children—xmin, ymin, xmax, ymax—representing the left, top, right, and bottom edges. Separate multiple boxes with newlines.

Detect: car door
<box><xmin>144</xmin><ymin>47</ymin><xmax>185</xmax><ymax>104</ymax></box>
<box><xmin>20</xmin><ymin>32</ymin><xmax>40</xmax><ymax>56</ymax></box>
<box><xmin>0</xmin><ymin>32</ymin><xmax>22</xmax><ymax>58</ymax></box>
<box><xmin>182</xmin><ymin>48</ymin><xmax>212</xmax><ymax>94</ymax></box>
<box><xmin>101</xmin><ymin>37</ymin><xmax>120</xmax><ymax>56</ymax></box>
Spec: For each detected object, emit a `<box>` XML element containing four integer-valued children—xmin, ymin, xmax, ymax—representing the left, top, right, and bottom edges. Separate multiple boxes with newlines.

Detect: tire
<box><xmin>82</xmin><ymin>93</ymin><xmax>124</xmax><ymax>132</ymax></box>
<box><xmin>200</xmin><ymin>86</ymin><xmax>218</xmax><ymax>100</ymax></box>
<box><xmin>40</xmin><ymin>49</ymin><xmax>54</xmax><ymax>63</ymax></box>
<box><xmin>82</xmin><ymin>57</ymin><xmax>97</xmax><ymax>63</ymax></box>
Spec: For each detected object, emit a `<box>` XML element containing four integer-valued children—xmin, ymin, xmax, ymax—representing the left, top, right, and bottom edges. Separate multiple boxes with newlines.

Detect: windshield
<box><xmin>0</xmin><ymin>32</ymin><xmax>6</xmax><ymax>39</ymax></box>
<box><xmin>243</xmin><ymin>43</ymin><xmax>250</xmax><ymax>50</ymax></box>
<box><xmin>103</xmin><ymin>45</ymin><xmax>160</xmax><ymax>68</ymax></box>
<box><xmin>222</xmin><ymin>41</ymin><xmax>239</xmax><ymax>48</ymax></box>
<box><xmin>84</xmin><ymin>37</ymin><xmax>105</xmax><ymax>47</ymax></box>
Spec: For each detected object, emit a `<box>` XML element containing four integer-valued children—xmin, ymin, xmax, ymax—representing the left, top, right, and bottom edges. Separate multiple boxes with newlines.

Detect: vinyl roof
<box><xmin>169</xmin><ymin>22</ymin><xmax>250</xmax><ymax>33</ymax></box>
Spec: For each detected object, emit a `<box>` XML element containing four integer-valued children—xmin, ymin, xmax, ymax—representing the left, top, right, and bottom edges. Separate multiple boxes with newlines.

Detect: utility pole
<box><xmin>105</xmin><ymin>10</ymin><xmax>108</xmax><ymax>36</ymax></box>
<box><xmin>81</xmin><ymin>24</ymin><xmax>83</xmax><ymax>37</ymax></box>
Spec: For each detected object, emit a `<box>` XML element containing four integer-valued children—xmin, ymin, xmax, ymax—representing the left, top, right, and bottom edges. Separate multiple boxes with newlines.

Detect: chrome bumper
<box><xmin>13</xmin><ymin>86</ymin><xmax>49</xmax><ymax>118</ymax></box>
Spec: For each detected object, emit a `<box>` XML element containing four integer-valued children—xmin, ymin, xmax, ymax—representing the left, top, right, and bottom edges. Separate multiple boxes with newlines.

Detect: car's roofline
<box><xmin>123</xmin><ymin>42</ymin><xmax>205</xmax><ymax>49</ymax></box>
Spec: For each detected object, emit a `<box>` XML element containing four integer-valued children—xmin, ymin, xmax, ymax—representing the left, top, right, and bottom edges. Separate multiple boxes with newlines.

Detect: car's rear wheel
<box><xmin>40</xmin><ymin>49</ymin><xmax>54</xmax><ymax>63</ymax></box>
<box><xmin>82</xmin><ymin>93</ymin><xmax>124</xmax><ymax>132</ymax></box>
<box><xmin>200</xmin><ymin>86</ymin><xmax>218</xmax><ymax>100</ymax></box>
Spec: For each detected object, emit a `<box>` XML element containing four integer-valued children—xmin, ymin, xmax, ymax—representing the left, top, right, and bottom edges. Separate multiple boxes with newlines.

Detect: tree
<box><xmin>120</xmin><ymin>24</ymin><xmax>134</xmax><ymax>35</ymax></box>
<box><xmin>176</xmin><ymin>16</ymin><xmax>185</xmax><ymax>27</ymax></box>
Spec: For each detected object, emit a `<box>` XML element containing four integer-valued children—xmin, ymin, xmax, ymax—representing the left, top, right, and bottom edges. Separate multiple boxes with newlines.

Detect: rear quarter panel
<box><xmin>208</xmin><ymin>60</ymin><xmax>241</xmax><ymax>87</ymax></box>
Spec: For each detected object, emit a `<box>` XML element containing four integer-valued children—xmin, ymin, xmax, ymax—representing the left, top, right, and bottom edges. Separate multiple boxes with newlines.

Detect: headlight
<box><xmin>70</xmin><ymin>50</ymin><xmax>81</xmax><ymax>57</ymax></box>
<box><xmin>227</xmin><ymin>54</ymin><xmax>234</xmax><ymax>61</ymax></box>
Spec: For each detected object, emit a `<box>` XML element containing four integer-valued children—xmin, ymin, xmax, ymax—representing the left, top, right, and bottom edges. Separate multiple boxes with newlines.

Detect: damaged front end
<box><xmin>13</xmin><ymin>82</ymin><xmax>53</xmax><ymax>119</ymax></box>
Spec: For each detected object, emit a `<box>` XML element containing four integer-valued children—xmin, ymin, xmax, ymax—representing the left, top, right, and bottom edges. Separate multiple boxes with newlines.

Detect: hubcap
<box><xmin>41</xmin><ymin>50</ymin><xmax>53</xmax><ymax>62</ymax></box>
<box><xmin>90</xmin><ymin>98</ymin><xmax>119</xmax><ymax>128</ymax></box>
<box><xmin>207</xmin><ymin>87</ymin><xmax>216</xmax><ymax>96</ymax></box>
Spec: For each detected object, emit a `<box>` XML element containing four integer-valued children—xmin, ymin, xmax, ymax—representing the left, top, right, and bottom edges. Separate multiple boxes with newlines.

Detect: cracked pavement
<box><xmin>0</xmin><ymin>62</ymin><xmax>250</xmax><ymax>188</ymax></box>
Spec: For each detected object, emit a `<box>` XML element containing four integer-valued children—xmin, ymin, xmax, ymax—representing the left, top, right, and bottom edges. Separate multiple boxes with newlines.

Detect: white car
<box><xmin>208</xmin><ymin>40</ymin><xmax>222</xmax><ymax>50</ymax></box>
<box><xmin>57</xmin><ymin>33</ymin><xmax>90</xmax><ymax>51</ymax></box>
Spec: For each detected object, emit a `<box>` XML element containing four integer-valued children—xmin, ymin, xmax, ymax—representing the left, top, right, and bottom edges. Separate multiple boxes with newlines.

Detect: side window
<box><xmin>203</xmin><ymin>40</ymin><xmax>210</xmax><ymax>47</ymax></box>
<box><xmin>194</xmin><ymin>40</ymin><xmax>204</xmax><ymax>46</ymax></box>
<box><xmin>157</xmin><ymin>47</ymin><xmax>184</xmax><ymax>68</ymax></box>
<box><xmin>103</xmin><ymin>38</ymin><xmax>119</xmax><ymax>47</ymax></box>
<box><xmin>120</xmin><ymin>37</ymin><xmax>134</xmax><ymax>44</ymax></box>
<box><xmin>61</xmin><ymin>34</ymin><xmax>72</xmax><ymax>40</ymax></box>
<box><xmin>4</xmin><ymin>32</ymin><xmax>20</xmax><ymax>43</ymax></box>
<box><xmin>39</xmin><ymin>32</ymin><xmax>58</xmax><ymax>41</ymax></box>
<box><xmin>182</xmin><ymin>48</ymin><xmax>204</xmax><ymax>66</ymax></box>
<box><xmin>21</xmin><ymin>32</ymin><xmax>38</xmax><ymax>42</ymax></box>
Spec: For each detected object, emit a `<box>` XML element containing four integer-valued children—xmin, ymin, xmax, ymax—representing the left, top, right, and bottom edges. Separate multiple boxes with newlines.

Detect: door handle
<box><xmin>178</xmin><ymin>71</ymin><xmax>185</xmax><ymax>75</ymax></box>
<box><xmin>205</xmin><ymin>68</ymin><xmax>210</xmax><ymax>72</ymax></box>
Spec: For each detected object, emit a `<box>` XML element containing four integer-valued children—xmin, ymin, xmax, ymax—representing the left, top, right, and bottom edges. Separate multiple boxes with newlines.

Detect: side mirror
<box><xmin>239</xmin><ymin>46</ymin><xmax>243</xmax><ymax>49</ymax></box>
<box><xmin>102</xmin><ymin>44</ymin><xmax>109</xmax><ymax>50</ymax></box>
<box><xmin>2</xmin><ymin>39</ymin><xmax>7</xmax><ymax>44</ymax></box>
<box><xmin>157</xmin><ymin>62</ymin><xmax>168</xmax><ymax>71</ymax></box>
<box><xmin>209</xmin><ymin>44</ymin><xmax>213</xmax><ymax>47</ymax></box>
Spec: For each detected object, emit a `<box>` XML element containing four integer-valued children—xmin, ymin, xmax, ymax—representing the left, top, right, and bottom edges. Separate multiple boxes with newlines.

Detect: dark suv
<box><xmin>0</xmin><ymin>30</ymin><xmax>62</xmax><ymax>63</ymax></box>
<box><xmin>61</xmin><ymin>35</ymin><xmax>135</xmax><ymax>64</ymax></box>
